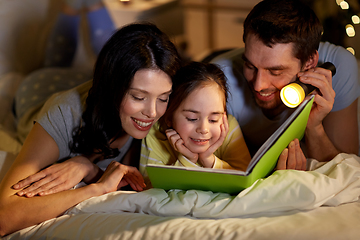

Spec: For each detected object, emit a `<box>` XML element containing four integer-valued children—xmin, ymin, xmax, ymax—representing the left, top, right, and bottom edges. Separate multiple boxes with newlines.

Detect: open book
<box><xmin>146</xmin><ymin>95</ymin><xmax>315</xmax><ymax>194</ymax></box>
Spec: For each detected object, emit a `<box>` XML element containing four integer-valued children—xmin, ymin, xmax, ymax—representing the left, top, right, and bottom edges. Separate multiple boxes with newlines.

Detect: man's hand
<box><xmin>276</xmin><ymin>139</ymin><xmax>307</xmax><ymax>170</ymax></box>
<box><xmin>298</xmin><ymin>66</ymin><xmax>335</xmax><ymax>132</ymax></box>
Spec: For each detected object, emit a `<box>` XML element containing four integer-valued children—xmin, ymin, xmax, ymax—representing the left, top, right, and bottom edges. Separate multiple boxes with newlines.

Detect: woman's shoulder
<box><xmin>42</xmin><ymin>80</ymin><xmax>91</xmax><ymax>111</ymax></box>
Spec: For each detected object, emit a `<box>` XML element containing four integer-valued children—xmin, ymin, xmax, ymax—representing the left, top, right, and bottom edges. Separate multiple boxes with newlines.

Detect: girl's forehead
<box><xmin>180</xmin><ymin>83</ymin><xmax>226</xmax><ymax>111</ymax></box>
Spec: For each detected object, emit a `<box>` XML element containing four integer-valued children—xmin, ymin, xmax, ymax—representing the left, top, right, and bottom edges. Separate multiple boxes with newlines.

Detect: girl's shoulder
<box><xmin>227</xmin><ymin>114</ymin><xmax>239</xmax><ymax>127</ymax></box>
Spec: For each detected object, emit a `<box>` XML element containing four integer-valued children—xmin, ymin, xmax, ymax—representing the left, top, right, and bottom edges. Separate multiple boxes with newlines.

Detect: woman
<box><xmin>0</xmin><ymin>22</ymin><xmax>181</xmax><ymax>236</ymax></box>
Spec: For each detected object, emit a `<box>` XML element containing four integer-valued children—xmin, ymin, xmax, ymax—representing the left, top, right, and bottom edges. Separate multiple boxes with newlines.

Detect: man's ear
<box><xmin>303</xmin><ymin>51</ymin><xmax>319</xmax><ymax>70</ymax></box>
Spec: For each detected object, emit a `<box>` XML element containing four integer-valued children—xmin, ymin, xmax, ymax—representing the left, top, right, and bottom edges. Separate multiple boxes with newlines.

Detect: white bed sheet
<box><xmin>3</xmin><ymin>153</ymin><xmax>360</xmax><ymax>240</ymax></box>
<box><xmin>5</xmin><ymin>200</ymin><xmax>360</xmax><ymax>239</ymax></box>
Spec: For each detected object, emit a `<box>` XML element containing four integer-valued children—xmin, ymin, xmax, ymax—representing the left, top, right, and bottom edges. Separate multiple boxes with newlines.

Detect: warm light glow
<box><xmin>346</xmin><ymin>24</ymin><xmax>355</xmax><ymax>37</ymax></box>
<box><xmin>352</xmin><ymin>15</ymin><xmax>360</xmax><ymax>24</ymax></box>
<box><xmin>340</xmin><ymin>1</ymin><xmax>349</xmax><ymax>9</ymax></box>
<box><xmin>280</xmin><ymin>83</ymin><xmax>305</xmax><ymax>108</ymax></box>
<box><xmin>347</xmin><ymin>47</ymin><xmax>355</xmax><ymax>55</ymax></box>
<box><xmin>336</xmin><ymin>0</ymin><xmax>343</xmax><ymax>5</ymax></box>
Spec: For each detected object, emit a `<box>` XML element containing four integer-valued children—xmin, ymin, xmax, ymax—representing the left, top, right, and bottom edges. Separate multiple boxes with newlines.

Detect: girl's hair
<box><xmin>71</xmin><ymin>22</ymin><xmax>181</xmax><ymax>158</ymax></box>
<box><xmin>159</xmin><ymin>61</ymin><xmax>228</xmax><ymax>132</ymax></box>
<box><xmin>243</xmin><ymin>0</ymin><xmax>323</xmax><ymax>66</ymax></box>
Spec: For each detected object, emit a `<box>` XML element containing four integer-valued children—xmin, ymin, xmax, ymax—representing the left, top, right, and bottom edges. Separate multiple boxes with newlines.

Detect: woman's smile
<box><xmin>132</xmin><ymin>117</ymin><xmax>153</xmax><ymax>131</ymax></box>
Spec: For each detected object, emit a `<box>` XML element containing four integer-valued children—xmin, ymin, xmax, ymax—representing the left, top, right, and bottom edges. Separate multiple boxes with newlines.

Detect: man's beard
<box><xmin>252</xmin><ymin>90</ymin><xmax>288</xmax><ymax>119</ymax></box>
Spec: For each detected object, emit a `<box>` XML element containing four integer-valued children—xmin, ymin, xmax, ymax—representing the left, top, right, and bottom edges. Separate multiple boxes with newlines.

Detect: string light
<box><xmin>346</xmin><ymin>47</ymin><xmax>355</xmax><ymax>55</ymax></box>
<box><xmin>346</xmin><ymin>24</ymin><xmax>355</xmax><ymax>37</ymax></box>
<box><xmin>336</xmin><ymin>0</ymin><xmax>343</xmax><ymax>5</ymax></box>
<box><xmin>335</xmin><ymin>0</ymin><xmax>358</xmax><ymax>56</ymax></box>
<box><xmin>352</xmin><ymin>15</ymin><xmax>360</xmax><ymax>24</ymax></box>
<box><xmin>340</xmin><ymin>1</ymin><xmax>350</xmax><ymax>9</ymax></box>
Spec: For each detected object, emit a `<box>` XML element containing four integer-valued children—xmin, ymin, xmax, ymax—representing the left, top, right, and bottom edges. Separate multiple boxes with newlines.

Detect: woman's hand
<box><xmin>12</xmin><ymin>155</ymin><xmax>99</xmax><ymax>197</ymax></box>
<box><xmin>96</xmin><ymin>161</ymin><xmax>146</xmax><ymax>193</ymax></box>
<box><xmin>276</xmin><ymin>139</ymin><xmax>307</xmax><ymax>170</ymax></box>
<box><xmin>198</xmin><ymin>114</ymin><xmax>229</xmax><ymax>168</ymax></box>
<box><xmin>165</xmin><ymin>129</ymin><xmax>198</xmax><ymax>163</ymax></box>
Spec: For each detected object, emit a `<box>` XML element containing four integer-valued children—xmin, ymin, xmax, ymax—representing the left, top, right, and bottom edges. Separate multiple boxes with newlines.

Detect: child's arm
<box><xmin>139</xmin><ymin>126</ymin><xmax>179</xmax><ymax>177</ymax></box>
<box><xmin>165</xmin><ymin>129</ymin><xmax>199</xmax><ymax>163</ymax></box>
<box><xmin>213</xmin><ymin>115</ymin><xmax>251</xmax><ymax>171</ymax></box>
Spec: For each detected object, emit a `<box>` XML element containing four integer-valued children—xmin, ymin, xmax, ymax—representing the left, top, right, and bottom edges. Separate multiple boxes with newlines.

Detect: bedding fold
<box><xmin>67</xmin><ymin>153</ymin><xmax>360</xmax><ymax>218</ymax></box>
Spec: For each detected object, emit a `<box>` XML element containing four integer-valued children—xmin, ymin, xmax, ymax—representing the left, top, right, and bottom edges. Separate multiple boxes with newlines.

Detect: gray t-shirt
<box><xmin>37</xmin><ymin>80</ymin><xmax>133</xmax><ymax>170</ymax></box>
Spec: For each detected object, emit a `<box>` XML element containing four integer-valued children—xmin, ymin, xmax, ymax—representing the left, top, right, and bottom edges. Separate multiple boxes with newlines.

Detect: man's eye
<box><xmin>244</xmin><ymin>62</ymin><xmax>255</xmax><ymax>70</ymax></box>
<box><xmin>270</xmin><ymin>70</ymin><xmax>282</xmax><ymax>76</ymax></box>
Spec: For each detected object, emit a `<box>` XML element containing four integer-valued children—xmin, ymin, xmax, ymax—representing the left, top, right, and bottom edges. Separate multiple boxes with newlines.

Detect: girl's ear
<box><xmin>303</xmin><ymin>51</ymin><xmax>319</xmax><ymax>70</ymax></box>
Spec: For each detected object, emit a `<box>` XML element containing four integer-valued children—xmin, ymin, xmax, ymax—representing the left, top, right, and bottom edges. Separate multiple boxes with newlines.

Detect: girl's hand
<box><xmin>276</xmin><ymin>139</ymin><xmax>307</xmax><ymax>170</ymax></box>
<box><xmin>165</xmin><ymin>129</ymin><xmax>198</xmax><ymax>163</ymax></box>
<box><xmin>12</xmin><ymin>155</ymin><xmax>98</xmax><ymax>197</ymax></box>
<box><xmin>96</xmin><ymin>161</ymin><xmax>145</xmax><ymax>193</ymax></box>
<box><xmin>198</xmin><ymin>113</ymin><xmax>229</xmax><ymax>167</ymax></box>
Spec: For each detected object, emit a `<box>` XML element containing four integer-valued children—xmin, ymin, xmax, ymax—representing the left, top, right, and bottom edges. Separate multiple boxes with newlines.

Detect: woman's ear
<box><xmin>303</xmin><ymin>51</ymin><xmax>319</xmax><ymax>70</ymax></box>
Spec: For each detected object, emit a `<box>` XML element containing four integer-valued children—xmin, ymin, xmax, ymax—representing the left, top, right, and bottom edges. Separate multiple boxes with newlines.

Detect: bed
<box><xmin>1</xmin><ymin>1</ymin><xmax>360</xmax><ymax>239</ymax></box>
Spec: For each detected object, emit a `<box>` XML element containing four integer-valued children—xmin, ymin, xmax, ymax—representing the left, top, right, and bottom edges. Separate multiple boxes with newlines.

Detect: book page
<box><xmin>245</xmin><ymin>95</ymin><xmax>315</xmax><ymax>173</ymax></box>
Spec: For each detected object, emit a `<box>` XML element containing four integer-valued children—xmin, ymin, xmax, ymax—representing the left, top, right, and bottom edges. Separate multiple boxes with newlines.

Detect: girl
<box><xmin>140</xmin><ymin>62</ymin><xmax>251</xmax><ymax>185</ymax></box>
<box><xmin>0</xmin><ymin>22</ymin><xmax>181</xmax><ymax>236</ymax></box>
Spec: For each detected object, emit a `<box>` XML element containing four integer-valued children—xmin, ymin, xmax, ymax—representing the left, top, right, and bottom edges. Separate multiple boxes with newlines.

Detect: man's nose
<box><xmin>252</xmin><ymin>70</ymin><xmax>270</xmax><ymax>92</ymax></box>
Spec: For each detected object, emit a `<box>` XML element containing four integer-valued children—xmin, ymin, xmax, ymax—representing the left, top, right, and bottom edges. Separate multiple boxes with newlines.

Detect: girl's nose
<box><xmin>196</xmin><ymin>121</ymin><xmax>209</xmax><ymax>134</ymax></box>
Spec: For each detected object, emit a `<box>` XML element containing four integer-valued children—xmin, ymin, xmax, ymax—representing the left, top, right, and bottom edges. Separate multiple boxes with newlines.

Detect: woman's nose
<box><xmin>142</xmin><ymin>100</ymin><xmax>157</xmax><ymax>118</ymax></box>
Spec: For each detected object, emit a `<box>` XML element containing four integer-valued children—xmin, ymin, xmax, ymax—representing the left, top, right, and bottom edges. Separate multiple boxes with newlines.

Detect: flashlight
<box><xmin>280</xmin><ymin>62</ymin><xmax>336</xmax><ymax>108</ymax></box>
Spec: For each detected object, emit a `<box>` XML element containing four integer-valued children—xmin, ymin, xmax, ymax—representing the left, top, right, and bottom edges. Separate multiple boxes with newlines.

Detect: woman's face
<box><xmin>120</xmin><ymin>69</ymin><xmax>172</xmax><ymax>139</ymax></box>
<box><xmin>171</xmin><ymin>83</ymin><xmax>225</xmax><ymax>153</ymax></box>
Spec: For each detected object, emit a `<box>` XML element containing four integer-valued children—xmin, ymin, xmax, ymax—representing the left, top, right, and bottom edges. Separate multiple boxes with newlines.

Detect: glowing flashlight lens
<box><xmin>284</xmin><ymin>88</ymin><xmax>299</xmax><ymax>104</ymax></box>
<box><xmin>280</xmin><ymin>83</ymin><xmax>305</xmax><ymax>108</ymax></box>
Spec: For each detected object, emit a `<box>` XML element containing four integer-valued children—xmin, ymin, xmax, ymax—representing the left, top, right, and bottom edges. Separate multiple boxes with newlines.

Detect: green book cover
<box><xmin>146</xmin><ymin>95</ymin><xmax>315</xmax><ymax>195</ymax></box>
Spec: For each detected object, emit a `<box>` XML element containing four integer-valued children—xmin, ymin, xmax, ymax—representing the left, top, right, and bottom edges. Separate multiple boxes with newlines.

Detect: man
<box><xmin>212</xmin><ymin>0</ymin><xmax>360</xmax><ymax>170</ymax></box>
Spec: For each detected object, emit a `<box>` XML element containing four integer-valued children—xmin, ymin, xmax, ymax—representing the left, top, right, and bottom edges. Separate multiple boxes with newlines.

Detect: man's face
<box><xmin>243</xmin><ymin>33</ymin><xmax>302</xmax><ymax>115</ymax></box>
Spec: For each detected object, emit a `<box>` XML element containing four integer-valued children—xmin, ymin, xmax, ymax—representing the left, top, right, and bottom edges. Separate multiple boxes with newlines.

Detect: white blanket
<box><xmin>67</xmin><ymin>153</ymin><xmax>360</xmax><ymax>218</ymax></box>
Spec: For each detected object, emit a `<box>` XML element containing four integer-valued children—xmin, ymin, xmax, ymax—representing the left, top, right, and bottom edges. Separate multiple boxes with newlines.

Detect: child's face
<box><xmin>172</xmin><ymin>83</ymin><xmax>225</xmax><ymax>153</ymax></box>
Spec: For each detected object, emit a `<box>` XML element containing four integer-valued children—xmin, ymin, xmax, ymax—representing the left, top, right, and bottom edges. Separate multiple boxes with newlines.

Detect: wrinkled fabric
<box><xmin>67</xmin><ymin>153</ymin><xmax>360</xmax><ymax>218</ymax></box>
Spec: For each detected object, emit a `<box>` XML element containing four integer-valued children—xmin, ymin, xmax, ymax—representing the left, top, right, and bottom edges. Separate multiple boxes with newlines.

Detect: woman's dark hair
<box><xmin>243</xmin><ymin>0</ymin><xmax>323</xmax><ymax>66</ymax></box>
<box><xmin>71</xmin><ymin>22</ymin><xmax>181</xmax><ymax>158</ymax></box>
<box><xmin>159</xmin><ymin>61</ymin><xmax>228</xmax><ymax>133</ymax></box>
